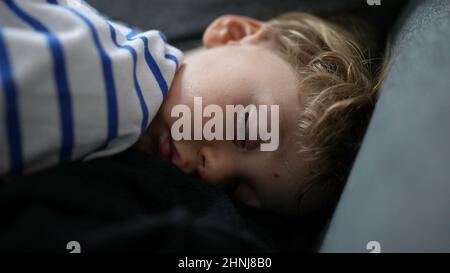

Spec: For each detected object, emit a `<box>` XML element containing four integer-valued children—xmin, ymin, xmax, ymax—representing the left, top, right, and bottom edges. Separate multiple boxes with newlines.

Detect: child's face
<box><xmin>146</xmin><ymin>16</ymin><xmax>311</xmax><ymax>214</ymax></box>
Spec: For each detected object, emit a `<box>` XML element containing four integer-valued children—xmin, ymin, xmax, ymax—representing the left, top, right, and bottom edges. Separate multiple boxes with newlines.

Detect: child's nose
<box><xmin>197</xmin><ymin>145</ymin><xmax>237</xmax><ymax>185</ymax></box>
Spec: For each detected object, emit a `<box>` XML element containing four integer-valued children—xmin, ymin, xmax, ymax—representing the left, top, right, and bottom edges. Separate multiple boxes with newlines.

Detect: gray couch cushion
<box><xmin>87</xmin><ymin>0</ymin><xmax>405</xmax><ymax>50</ymax></box>
<box><xmin>320</xmin><ymin>0</ymin><xmax>450</xmax><ymax>252</ymax></box>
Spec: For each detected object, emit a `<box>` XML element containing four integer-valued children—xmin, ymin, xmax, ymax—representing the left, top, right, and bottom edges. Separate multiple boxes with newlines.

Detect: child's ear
<box><xmin>202</xmin><ymin>15</ymin><xmax>270</xmax><ymax>49</ymax></box>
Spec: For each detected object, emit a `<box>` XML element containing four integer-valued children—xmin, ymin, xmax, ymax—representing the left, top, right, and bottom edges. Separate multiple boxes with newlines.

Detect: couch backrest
<box><xmin>320</xmin><ymin>0</ymin><xmax>450</xmax><ymax>252</ymax></box>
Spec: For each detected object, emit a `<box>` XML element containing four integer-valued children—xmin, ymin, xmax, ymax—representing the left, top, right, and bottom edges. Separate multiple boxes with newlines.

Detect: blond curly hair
<box><xmin>266</xmin><ymin>12</ymin><xmax>388</xmax><ymax>213</ymax></box>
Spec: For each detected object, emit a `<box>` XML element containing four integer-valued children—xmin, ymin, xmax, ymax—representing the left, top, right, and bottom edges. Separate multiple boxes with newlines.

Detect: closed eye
<box><xmin>233</xmin><ymin>112</ymin><xmax>249</xmax><ymax>149</ymax></box>
<box><xmin>233</xmin><ymin>111</ymin><xmax>260</xmax><ymax>151</ymax></box>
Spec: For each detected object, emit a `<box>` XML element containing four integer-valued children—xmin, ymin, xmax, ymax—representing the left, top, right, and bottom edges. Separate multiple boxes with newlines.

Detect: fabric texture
<box><xmin>320</xmin><ymin>0</ymin><xmax>450</xmax><ymax>252</ymax></box>
<box><xmin>0</xmin><ymin>148</ymin><xmax>298</xmax><ymax>252</ymax></box>
<box><xmin>87</xmin><ymin>0</ymin><xmax>407</xmax><ymax>51</ymax></box>
<box><xmin>0</xmin><ymin>0</ymin><xmax>183</xmax><ymax>176</ymax></box>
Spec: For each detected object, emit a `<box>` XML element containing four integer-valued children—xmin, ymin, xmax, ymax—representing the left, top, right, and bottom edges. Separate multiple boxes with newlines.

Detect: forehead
<box><xmin>184</xmin><ymin>44</ymin><xmax>298</xmax><ymax>95</ymax></box>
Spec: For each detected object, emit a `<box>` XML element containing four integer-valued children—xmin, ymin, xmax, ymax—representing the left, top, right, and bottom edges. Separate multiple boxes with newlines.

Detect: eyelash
<box><xmin>233</xmin><ymin>113</ymin><xmax>260</xmax><ymax>151</ymax></box>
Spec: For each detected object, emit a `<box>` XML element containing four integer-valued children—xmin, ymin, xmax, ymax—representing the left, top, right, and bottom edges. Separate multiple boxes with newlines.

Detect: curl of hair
<box><xmin>267</xmin><ymin>12</ymin><xmax>389</xmax><ymax>212</ymax></box>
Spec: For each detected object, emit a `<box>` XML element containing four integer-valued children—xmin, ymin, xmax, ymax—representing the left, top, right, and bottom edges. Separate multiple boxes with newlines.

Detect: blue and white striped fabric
<box><xmin>0</xmin><ymin>0</ymin><xmax>183</xmax><ymax>176</ymax></box>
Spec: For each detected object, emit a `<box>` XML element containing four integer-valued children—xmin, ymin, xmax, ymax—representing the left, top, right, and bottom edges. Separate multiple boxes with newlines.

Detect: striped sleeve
<box><xmin>0</xmin><ymin>0</ymin><xmax>183</xmax><ymax>176</ymax></box>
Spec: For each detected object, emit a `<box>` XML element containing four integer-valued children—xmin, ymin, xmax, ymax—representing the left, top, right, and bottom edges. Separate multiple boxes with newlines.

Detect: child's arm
<box><xmin>0</xmin><ymin>0</ymin><xmax>183</xmax><ymax>176</ymax></box>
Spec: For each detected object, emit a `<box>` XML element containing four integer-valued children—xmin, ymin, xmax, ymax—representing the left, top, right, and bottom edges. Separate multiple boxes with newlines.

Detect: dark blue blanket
<box><xmin>0</xmin><ymin>149</ymin><xmax>320</xmax><ymax>252</ymax></box>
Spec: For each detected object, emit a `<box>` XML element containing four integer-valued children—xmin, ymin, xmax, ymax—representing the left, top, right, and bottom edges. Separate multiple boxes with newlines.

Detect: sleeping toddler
<box><xmin>0</xmin><ymin>0</ymin><xmax>383</xmax><ymax>215</ymax></box>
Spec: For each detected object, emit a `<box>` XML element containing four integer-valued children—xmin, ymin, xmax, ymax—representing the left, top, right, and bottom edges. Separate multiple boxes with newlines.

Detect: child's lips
<box><xmin>159</xmin><ymin>136</ymin><xmax>182</xmax><ymax>167</ymax></box>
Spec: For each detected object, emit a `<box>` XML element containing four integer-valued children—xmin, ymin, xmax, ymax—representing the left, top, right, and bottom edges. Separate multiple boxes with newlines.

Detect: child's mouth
<box><xmin>159</xmin><ymin>135</ymin><xmax>182</xmax><ymax>166</ymax></box>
